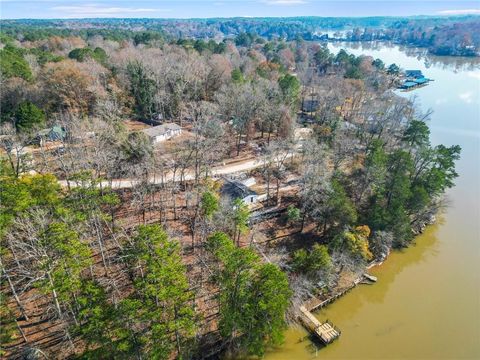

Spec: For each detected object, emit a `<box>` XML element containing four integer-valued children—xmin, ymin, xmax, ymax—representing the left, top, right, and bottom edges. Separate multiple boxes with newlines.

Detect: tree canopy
<box><xmin>14</xmin><ymin>101</ymin><xmax>46</xmax><ymax>132</ymax></box>
<box><xmin>207</xmin><ymin>232</ymin><xmax>292</xmax><ymax>357</ymax></box>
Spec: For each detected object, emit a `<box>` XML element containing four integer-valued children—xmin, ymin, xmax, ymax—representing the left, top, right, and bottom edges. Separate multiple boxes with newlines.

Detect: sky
<box><xmin>1</xmin><ymin>0</ymin><xmax>479</xmax><ymax>19</ymax></box>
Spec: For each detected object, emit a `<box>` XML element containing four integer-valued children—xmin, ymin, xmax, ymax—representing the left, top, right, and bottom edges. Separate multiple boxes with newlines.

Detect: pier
<box><xmin>298</xmin><ymin>306</ymin><xmax>341</xmax><ymax>344</ymax></box>
<box><xmin>298</xmin><ymin>273</ymin><xmax>378</xmax><ymax>344</ymax></box>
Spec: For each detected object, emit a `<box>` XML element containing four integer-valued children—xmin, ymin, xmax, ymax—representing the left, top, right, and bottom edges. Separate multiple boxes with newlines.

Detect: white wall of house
<box><xmin>151</xmin><ymin>128</ymin><xmax>181</xmax><ymax>143</ymax></box>
<box><xmin>171</xmin><ymin>129</ymin><xmax>181</xmax><ymax>137</ymax></box>
<box><xmin>242</xmin><ymin>194</ymin><xmax>258</xmax><ymax>204</ymax></box>
<box><xmin>152</xmin><ymin>133</ymin><xmax>168</xmax><ymax>143</ymax></box>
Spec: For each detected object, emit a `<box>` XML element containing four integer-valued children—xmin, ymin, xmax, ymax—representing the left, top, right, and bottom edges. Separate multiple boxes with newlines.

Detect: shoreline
<box><xmin>326</xmin><ymin>39</ymin><xmax>479</xmax><ymax>58</ymax></box>
<box><xmin>298</xmin><ymin>214</ymin><xmax>436</xmax><ymax>336</ymax></box>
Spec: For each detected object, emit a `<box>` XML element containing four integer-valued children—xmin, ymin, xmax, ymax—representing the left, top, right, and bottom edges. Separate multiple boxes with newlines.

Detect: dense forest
<box><xmin>0</xmin><ymin>19</ymin><xmax>461</xmax><ymax>360</ymax></box>
<box><xmin>1</xmin><ymin>15</ymin><xmax>480</xmax><ymax>56</ymax></box>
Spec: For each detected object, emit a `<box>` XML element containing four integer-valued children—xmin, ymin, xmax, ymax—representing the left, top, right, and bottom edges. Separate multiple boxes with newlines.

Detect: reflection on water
<box><xmin>332</xmin><ymin>41</ymin><xmax>480</xmax><ymax>72</ymax></box>
<box><xmin>265</xmin><ymin>44</ymin><xmax>480</xmax><ymax>359</ymax></box>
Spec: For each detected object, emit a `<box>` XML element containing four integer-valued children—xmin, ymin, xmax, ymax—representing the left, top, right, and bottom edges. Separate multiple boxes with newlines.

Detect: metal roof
<box><xmin>414</xmin><ymin>77</ymin><xmax>429</xmax><ymax>84</ymax></box>
<box><xmin>221</xmin><ymin>180</ymin><xmax>257</xmax><ymax>200</ymax></box>
<box><xmin>403</xmin><ymin>81</ymin><xmax>418</xmax><ymax>87</ymax></box>
<box><xmin>405</xmin><ymin>70</ymin><xmax>423</xmax><ymax>77</ymax></box>
<box><xmin>37</xmin><ymin>126</ymin><xmax>66</xmax><ymax>139</ymax></box>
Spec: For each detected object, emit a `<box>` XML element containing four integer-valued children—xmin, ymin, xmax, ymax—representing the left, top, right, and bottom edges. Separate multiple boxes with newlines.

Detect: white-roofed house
<box><xmin>141</xmin><ymin>123</ymin><xmax>182</xmax><ymax>144</ymax></box>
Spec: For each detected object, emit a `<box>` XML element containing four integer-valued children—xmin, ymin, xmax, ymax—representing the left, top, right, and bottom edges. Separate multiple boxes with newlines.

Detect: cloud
<box><xmin>261</xmin><ymin>0</ymin><xmax>307</xmax><ymax>5</ymax></box>
<box><xmin>435</xmin><ymin>98</ymin><xmax>448</xmax><ymax>105</ymax></box>
<box><xmin>467</xmin><ymin>72</ymin><xmax>480</xmax><ymax>80</ymax></box>
<box><xmin>458</xmin><ymin>91</ymin><xmax>474</xmax><ymax>104</ymax></box>
<box><xmin>437</xmin><ymin>9</ymin><xmax>480</xmax><ymax>15</ymax></box>
<box><xmin>51</xmin><ymin>4</ymin><xmax>170</xmax><ymax>18</ymax></box>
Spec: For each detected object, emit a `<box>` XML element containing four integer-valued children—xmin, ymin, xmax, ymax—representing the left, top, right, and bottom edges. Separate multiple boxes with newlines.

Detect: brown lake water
<box><xmin>265</xmin><ymin>43</ymin><xmax>480</xmax><ymax>359</ymax></box>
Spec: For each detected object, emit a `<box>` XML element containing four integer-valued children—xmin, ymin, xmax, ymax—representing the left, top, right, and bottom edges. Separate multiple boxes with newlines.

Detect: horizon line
<box><xmin>2</xmin><ymin>13</ymin><xmax>480</xmax><ymax>21</ymax></box>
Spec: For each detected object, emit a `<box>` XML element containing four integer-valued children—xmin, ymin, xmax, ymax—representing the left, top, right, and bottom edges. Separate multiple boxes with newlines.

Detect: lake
<box><xmin>265</xmin><ymin>43</ymin><xmax>480</xmax><ymax>359</ymax></box>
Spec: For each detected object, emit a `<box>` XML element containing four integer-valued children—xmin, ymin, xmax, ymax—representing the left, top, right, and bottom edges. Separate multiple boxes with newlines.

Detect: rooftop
<box><xmin>141</xmin><ymin>123</ymin><xmax>181</xmax><ymax>137</ymax></box>
<box><xmin>405</xmin><ymin>70</ymin><xmax>423</xmax><ymax>78</ymax></box>
<box><xmin>221</xmin><ymin>179</ymin><xmax>257</xmax><ymax>200</ymax></box>
<box><xmin>37</xmin><ymin>126</ymin><xmax>66</xmax><ymax>138</ymax></box>
<box><xmin>414</xmin><ymin>77</ymin><xmax>429</xmax><ymax>84</ymax></box>
<box><xmin>402</xmin><ymin>81</ymin><xmax>418</xmax><ymax>88</ymax></box>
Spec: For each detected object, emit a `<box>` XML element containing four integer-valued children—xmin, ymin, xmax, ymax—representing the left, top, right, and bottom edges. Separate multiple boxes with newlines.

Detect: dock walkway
<box><xmin>297</xmin><ymin>273</ymin><xmax>377</xmax><ymax>344</ymax></box>
<box><xmin>298</xmin><ymin>305</ymin><xmax>340</xmax><ymax>344</ymax></box>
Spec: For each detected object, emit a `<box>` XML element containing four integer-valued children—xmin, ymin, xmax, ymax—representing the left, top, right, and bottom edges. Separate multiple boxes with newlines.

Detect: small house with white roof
<box><xmin>141</xmin><ymin>123</ymin><xmax>182</xmax><ymax>144</ymax></box>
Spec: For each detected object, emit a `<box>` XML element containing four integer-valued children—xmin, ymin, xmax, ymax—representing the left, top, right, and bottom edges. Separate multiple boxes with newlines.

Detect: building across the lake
<box><xmin>401</xmin><ymin>81</ymin><xmax>418</xmax><ymax>89</ymax></box>
<box><xmin>413</xmin><ymin>77</ymin><xmax>429</xmax><ymax>85</ymax></box>
<box><xmin>141</xmin><ymin>123</ymin><xmax>182</xmax><ymax>144</ymax></box>
<box><xmin>36</xmin><ymin>126</ymin><xmax>66</xmax><ymax>146</ymax></box>
<box><xmin>405</xmin><ymin>70</ymin><xmax>424</xmax><ymax>79</ymax></box>
<box><xmin>400</xmin><ymin>70</ymin><xmax>432</xmax><ymax>91</ymax></box>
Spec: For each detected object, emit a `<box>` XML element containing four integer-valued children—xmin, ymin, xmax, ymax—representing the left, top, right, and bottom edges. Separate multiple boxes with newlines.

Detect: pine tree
<box><xmin>14</xmin><ymin>101</ymin><xmax>46</xmax><ymax>132</ymax></box>
<box><xmin>127</xmin><ymin>61</ymin><xmax>157</xmax><ymax>120</ymax></box>
<box><xmin>206</xmin><ymin>232</ymin><xmax>291</xmax><ymax>357</ymax></box>
<box><xmin>232</xmin><ymin>198</ymin><xmax>249</xmax><ymax>246</ymax></box>
<box><xmin>200</xmin><ymin>190</ymin><xmax>219</xmax><ymax>219</ymax></box>
<box><xmin>121</xmin><ymin>225</ymin><xmax>197</xmax><ymax>359</ymax></box>
<box><xmin>0</xmin><ymin>293</ymin><xmax>19</xmax><ymax>357</ymax></box>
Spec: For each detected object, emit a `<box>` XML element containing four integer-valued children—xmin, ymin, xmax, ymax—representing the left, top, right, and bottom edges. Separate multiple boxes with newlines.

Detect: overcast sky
<box><xmin>1</xmin><ymin>0</ymin><xmax>479</xmax><ymax>19</ymax></box>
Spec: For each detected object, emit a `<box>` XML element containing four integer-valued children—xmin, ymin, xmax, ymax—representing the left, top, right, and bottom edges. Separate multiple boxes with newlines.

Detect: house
<box><xmin>241</xmin><ymin>177</ymin><xmax>257</xmax><ymax>187</ymax></box>
<box><xmin>221</xmin><ymin>179</ymin><xmax>258</xmax><ymax>206</ymax></box>
<box><xmin>141</xmin><ymin>123</ymin><xmax>182</xmax><ymax>144</ymax></box>
<box><xmin>302</xmin><ymin>99</ymin><xmax>319</xmax><ymax>113</ymax></box>
<box><xmin>401</xmin><ymin>81</ymin><xmax>418</xmax><ymax>89</ymax></box>
<box><xmin>36</xmin><ymin>126</ymin><xmax>66</xmax><ymax>146</ymax></box>
<box><xmin>399</xmin><ymin>76</ymin><xmax>431</xmax><ymax>91</ymax></box>
<box><xmin>413</xmin><ymin>77</ymin><xmax>429</xmax><ymax>85</ymax></box>
<box><xmin>405</xmin><ymin>70</ymin><xmax>423</xmax><ymax>79</ymax></box>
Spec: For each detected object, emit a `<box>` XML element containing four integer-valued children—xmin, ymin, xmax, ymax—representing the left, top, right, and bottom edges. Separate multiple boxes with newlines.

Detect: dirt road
<box><xmin>59</xmin><ymin>155</ymin><xmax>278</xmax><ymax>189</ymax></box>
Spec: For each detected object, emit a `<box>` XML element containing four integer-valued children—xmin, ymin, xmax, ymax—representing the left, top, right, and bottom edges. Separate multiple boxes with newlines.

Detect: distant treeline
<box><xmin>1</xmin><ymin>15</ymin><xmax>479</xmax><ymax>56</ymax></box>
<box><xmin>341</xmin><ymin>20</ymin><xmax>480</xmax><ymax>57</ymax></box>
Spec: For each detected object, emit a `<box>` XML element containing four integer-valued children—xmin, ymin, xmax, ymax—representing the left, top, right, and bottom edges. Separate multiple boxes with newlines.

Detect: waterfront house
<box><xmin>405</xmin><ymin>70</ymin><xmax>423</xmax><ymax>79</ymax></box>
<box><xmin>401</xmin><ymin>81</ymin><xmax>418</xmax><ymax>89</ymax></box>
<box><xmin>413</xmin><ymin>77</ymin><xmax>429</xmax><ymax>85</ymax></box>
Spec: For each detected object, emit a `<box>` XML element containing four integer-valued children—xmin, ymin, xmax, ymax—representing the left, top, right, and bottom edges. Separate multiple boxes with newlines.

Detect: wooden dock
<box><xmin>304</xmin><ymin>273</ymin><xmax>376</xmax><ymax>313</ymax></box>
<box><xmin>298</xmin><ymin>306</ymin><xmax>340</xmax><ymax>344</ymax></box>
<box><xmin>297</xmin><ymin>273</ymin><xmax>379</xmax><ymax>344</ymax></box>
<box><xmin>305</xmin><ymin>277</ymin><xmax>362</xmax><ymax>313</ymax></box>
